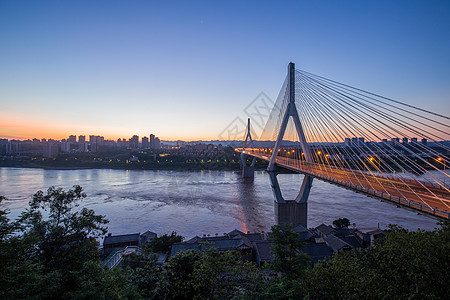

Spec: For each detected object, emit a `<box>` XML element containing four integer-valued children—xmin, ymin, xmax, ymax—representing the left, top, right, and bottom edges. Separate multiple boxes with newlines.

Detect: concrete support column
<box><xmin>275</xmin><ymin>200</ymin><xmax>307</xmax><ymax>228</ymax></box>
<box><xmin>242</xmin><ymin>165</ymin><xmax>255</xmax><ymax>178</ymax></box>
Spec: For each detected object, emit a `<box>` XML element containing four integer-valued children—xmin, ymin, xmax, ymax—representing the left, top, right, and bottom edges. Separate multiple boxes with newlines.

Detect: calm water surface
<box><xmin>0</xmin><ymin>168</ymin><xmax>439</xmax><ymax>238</ymax></box>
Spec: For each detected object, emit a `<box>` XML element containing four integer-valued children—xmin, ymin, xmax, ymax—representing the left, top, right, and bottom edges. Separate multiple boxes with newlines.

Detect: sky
<box><xmin>1</xmin><ymin>0</ymin><xmax>449</xmax><ymax>141</ymax></box>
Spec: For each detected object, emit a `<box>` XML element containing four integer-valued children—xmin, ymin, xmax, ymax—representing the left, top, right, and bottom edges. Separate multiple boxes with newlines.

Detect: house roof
<box><xmin>253</xmin><ymin>241</ymin><xmax>273</xmax><ymax>262</ymax></box>
<box><xmin>300</xmin><ymin>242</ymin><xmax>334</xmax><ymax>263</ymax></box>
<box><xmin>293</xmin><ymin>224</ymin><xmax>314</xmax><ymax>241</ymax></box>
<box><xmin>316</xmin><ymin>224</ymin><xmax>335</xmax><ymax>236</ymax></box>
<box><xmin>186</xmin><ymin>236</ymin><xmax>202</xmax><ymax>243</ymax></box>
<box><xmin>243</xmin><ymin>233</ymin><xmax>264</xmax><ymax>242</ymax></box>
<box><xmin>171</xmin><ymin>243</ymin><xmax>201</xmax><ymax>256</ymax></box>
<box><xmin>171</xmin><ymin>235</ymin><xmax>252</xmax><ymax>256</ymax></box>
<box><xmin>227</xmin><ymin>229</ymin><xmax>245</xmax><ymax>238</ymax></box>
<box><xmin>104</xmin><ymin>233</ymin><xmax>140</xmax><ymax>245</ymax></box>
<box><xmin>339</xmin><ymin>236</ymin><xmax>362</xmax><ymax>248</ymax></box>
<box><xmin>324</xmin><ymin>235</ymin><xmax>353</xmax><ymax>252</ymax></box>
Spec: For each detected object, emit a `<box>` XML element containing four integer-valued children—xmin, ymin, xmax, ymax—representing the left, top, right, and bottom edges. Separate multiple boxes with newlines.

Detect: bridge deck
<box><xmin>240</xmin><ymin>150</ymin><xmax>450</xmax><ymax>219</ymax></box>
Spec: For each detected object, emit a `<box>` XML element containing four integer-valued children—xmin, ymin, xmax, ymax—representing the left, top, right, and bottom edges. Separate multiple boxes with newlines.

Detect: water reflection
<box><xmin>0</xmin><ymin>168</ymin><xmax>439</xmax><ymax>238</ymax></box>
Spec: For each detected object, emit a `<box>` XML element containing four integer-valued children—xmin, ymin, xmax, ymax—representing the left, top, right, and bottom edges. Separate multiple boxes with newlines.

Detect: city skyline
<box><xmin>1</xmin><ymin>1</ymin><xmax>449</xmax><ymax>141</ymax></box>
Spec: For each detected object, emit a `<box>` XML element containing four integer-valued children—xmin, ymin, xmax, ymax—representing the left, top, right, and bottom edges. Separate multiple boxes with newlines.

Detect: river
<box><xmin>0</xmin><ymin>167</ymin><xmax>440</xmax><ymax>238</ymax></box>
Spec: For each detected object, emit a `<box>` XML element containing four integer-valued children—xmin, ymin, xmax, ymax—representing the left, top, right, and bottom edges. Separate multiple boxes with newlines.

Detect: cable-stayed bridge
<box><xmin>237</xmin><ymin>63</ymin><xmax>450</xmax><ymax>226</ymax></box>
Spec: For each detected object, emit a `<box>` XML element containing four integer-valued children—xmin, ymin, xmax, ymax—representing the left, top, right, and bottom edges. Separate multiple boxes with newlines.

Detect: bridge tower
<box><xmin>268</xmin><ymin>62</ymin><xmax>314</xmax><ymax>228</ymax></box>
<box><xmin>241</xmin><ymin>118</ymin><xmax>256</xmax><ymax>178</ymax></box>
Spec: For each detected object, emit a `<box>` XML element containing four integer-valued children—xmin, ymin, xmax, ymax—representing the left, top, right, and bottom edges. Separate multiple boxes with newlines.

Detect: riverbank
<box><xmin>0</xmin><ymin>158</ymin><xmax>272</xmax><ymax>171</ymax></box>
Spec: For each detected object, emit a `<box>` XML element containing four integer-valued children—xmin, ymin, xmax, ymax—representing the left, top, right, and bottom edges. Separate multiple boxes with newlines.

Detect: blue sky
<box><xmin>1</xmin><ymin>0</ymin><xmax>449</xmax><ymax>140</ymax></box>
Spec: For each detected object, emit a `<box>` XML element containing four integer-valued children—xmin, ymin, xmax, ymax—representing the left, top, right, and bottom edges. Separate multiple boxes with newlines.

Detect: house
<box><xmin>140</xmin><ymin>230</ymin><xmax>157</xmax><ymax>244</ymax></box>
<box><xmin>253</xmin><ymin>240</ymin><xmax>273</xmax><ymax>266</ymax></box>
<box><xmin>171</xmin><ymin>229</ymin><xmax>263</xmax><ymax>260</ymax></box>
<box><xmin>324</xmin><ymin>235</ymin><xmax>353</xmax><ymax>253</ymax></box>
<box><xmin>292</xmin><ymin>224</ymin><xmax>314</xmax><ymax>242</ymax></box>
<box><xmin>103</xmin><ymin>233</ymin><xmax>140</xmax><ymax>256</ymax></box>
<box><xmin>355</xmin><ymin>228</ymin><xmax>385</xmax><ymax>246</ymax></box>
<box><xmin>314</xmin><ymin>224</ymin><xmax>336</xmax><ymax>241</ymax></box>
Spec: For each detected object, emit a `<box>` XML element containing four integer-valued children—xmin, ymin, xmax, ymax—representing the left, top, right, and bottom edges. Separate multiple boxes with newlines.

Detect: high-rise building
<box><xmin>411</xmin><ymin>138</ymin><xmax>418</xmax><ymax>143</ymax></box>
<box><xmin>129</xmin><ymin>135</ymin><xmax>139</xmax><ymax>148</ymax></box>
<box><xmin>421</xmin><ymin>138</ymin><xmax>427</xmax><ymax>146</ymax></box>
<box><xmin>391</xmin><ymin>137</ymin><xmax>400</xmax><ymax>145</ymax></box>
<box><xmin>79</xmin><ymin>135</ymin><xmax>86</xmax><ymax>143</ymax></box>
<box><xmin>61</xmin><ymin>142</ymin><xmax>71</xmax><ymax>153</ymax></box>
<box><xmin>402</xmin><ymin>137</ymin><xmax>408</xmax><ymax>144</ymax></box>
<box><xmin>357</xmin><ymin>137</ymin><xmax>365</xmax><ymax>147</ymax></box>
<box><xmin>150</xmin><ymin>134</ymin><xmax>155</xmax><ymax>148</ymax></box>
<box><xmin>68</xmin><ymin>135</ymin><xmax>76</xmax><ymax>143</ymax></box>
<box><xmin>344</xmin><ymin>138</ymin><xmax>351</xmax><ymax>146</ymax></box>
<box><xmin>154</xmin><ymin>137</ymin><xmax>161</xmax><ymax>149</ymax></box>
<box><xmin>43</xmin><ymin>142</ymin><xmax>59</xmax><ymax>158</ymax></box>
<box><xmin>142</xmin><ymin>136</ymin><xmax>149</xmax><ymax>148</ymax></box>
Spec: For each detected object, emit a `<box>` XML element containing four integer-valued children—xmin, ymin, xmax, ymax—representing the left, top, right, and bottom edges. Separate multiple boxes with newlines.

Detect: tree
<box><xmin>268</xmin><ymin>224</ymin><xmax>310</xmax><ymax>278</ymax></box>
<box><xmin>190</xmin><ymin>248</ymin><xmax>263</xmax><ymax>299</ymax></box>
<box><xmin>149</xmin><ymin>231</ymin><xmax>184</xmax><ymax>254</ymax></box>
<box><xmin>302</xmin><ymin>221</ymin><xmax>450</xmax><ymax>299</ymax></box>
<box><xmin>333</xmin><ymin>217</ymin><xmax>350</xmax><ymax>228</ymax></box>
<box><xmin>155</xmin><ymin>249</ymin><xmax>203</xmax><ymax>299</ymax></box>
<box><xmin>0</xmin><ymin>186</ymin><xmax>130</xmax><ymax>299</ymax></box>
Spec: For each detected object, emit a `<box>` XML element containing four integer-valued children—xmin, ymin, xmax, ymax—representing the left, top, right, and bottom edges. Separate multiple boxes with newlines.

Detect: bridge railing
<box><xmin>237</xmin><ymin>148</ymin><xmax>449</xmax><ymax>219</ymax></box>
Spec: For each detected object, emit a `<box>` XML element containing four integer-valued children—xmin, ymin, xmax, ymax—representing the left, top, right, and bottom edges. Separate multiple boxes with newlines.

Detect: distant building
<box><xmin>129</xmin><ymin>135</ymin><xmax>139</xmax><ymax>148</ymax></box>
<box><xmin>402</xmin><ymin>137</ymin><xmax>408</xmax><ymax>144</ymax></box>
<box><xmin>411</xmin><ymin>138</ymin><xmax>418</xmax><ymax>143</ymax></box>
<box><xmin>382</xmin><ymin>139</ymin><xmax>388</xmax><ymax>144</ymax></box>
<box><xmin>421</xmin><ymin>138</ymin><xmax>427</xmax><ymax>146</ymax></box>
<box><xmin>68</xmin><ymin>135</ymin><xmax>76</xmax><ymax>143</ymax></box>
<box><xmin>79</xmin><ymin>142</ymin><xmax>88</xmax><ymax>152</ymax></box>
<box><xmin>43</xmin><ymin>142</ymin><xmax>59</xmax><ymax>158</ymax></box>
<box><xmin>90</xmin><ymin>143</ymin><xmax>98</xmax><ymax>153</ymax></box>
<box><xmin>391</xmin><ymin>137</ymin><xmax>400</xmax><ymax>146</ymax></box>
<box><xmin>150</xmin><ymin>134</ymin><xmax>155</xmax><ymax>148</ymax></box>
<box><xmin>154</xmin><ymin>137</ymin><xmax>161</xmax><ymax>149</ymax></box>
<box><xmin>78</xmin><ymin>135</ymin><xmax>86</xmax><ymax>143</ymax></box>
<box><xmin>61</xmin><ymin>142</ymin><xmax>71</xmax><ymax>153</ymax></box>
<box><xmin>142</xmin><ymin>136</ymin><xmax>149</xmax><ymax>148</ymax></box>
<box><xmin>357</xmin><ymin>137</ymin><xmax>365</xmax><ymax>147</ymax></box>
<box><xmin>344</xmin><ymin>138</ymin><xmax>351</xmax><ymax>147</ymax></box>
<box><xmin>6</xmin><ymin>142</ymin><xmax>21</xmax><ymax>155</ymax></box>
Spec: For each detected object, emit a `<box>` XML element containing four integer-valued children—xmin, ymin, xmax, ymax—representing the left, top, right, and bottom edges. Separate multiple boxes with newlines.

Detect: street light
<box><xmin>436</xmin><ymin>157</ymin><xmax>446</xmax><ymax>185</ymax></box>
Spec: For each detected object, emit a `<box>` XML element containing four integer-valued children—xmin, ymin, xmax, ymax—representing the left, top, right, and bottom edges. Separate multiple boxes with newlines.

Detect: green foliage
<box><xmin>302</xmin><ymin>221</ymin><xmax>450</xmax><ymax>299</ymax></box>
<box><xmin>149</xmin><ymin>231</ymin><xmax>184</xmax><ymax>253</ymax></box>
<box><xmin>332</xmin><ymin>217</ymin><xmax>351</xmax><ymax>228</ymax></box>
<box><xmin>190</xmin><ymin>248</ymin><xmax>263</xmax><ymax>300</ymax></box>
<box><xmin>155</xmin><ymin>249</ymin><xmax>203</xmax><ymax>299</ymax></box>
<box><xmin>268</xmin><ymin>224</ymin><xmax>311</xmax><ymax>278</ymax></box>
<box><xmin>0</xmin><ymin>186</ymin><xmax>137</xmax><ymax>299</ymax></box>
<box><xmin>2</xmin><ymin>188</ymin><xmax>448</xmax><ymax>299</ymax></box>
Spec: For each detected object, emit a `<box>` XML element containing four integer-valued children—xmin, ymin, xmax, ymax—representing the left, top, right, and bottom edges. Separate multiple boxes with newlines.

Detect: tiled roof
<box><xmin>300</xmin><ymin>242</ymin><xmax>334</xmax><ymax>263</ymax></box>
<box><xmin>316</xmin><ymin>224</ymin><xmax>335</xmax><ymax>236</ymax></box>
<box><xmin>324</xmin><ymin>235</ymin><xmax>352</xmax><ymax>252</ymax></box>
<box><xmin>104</xmin><ymin>233</ymin><xmax>140</xmax><ymax>245</ymax></box>
<box><xmin>253</xmin><ymin>241</ymin><xmax>273</xmax><ymax>262</ymax></box>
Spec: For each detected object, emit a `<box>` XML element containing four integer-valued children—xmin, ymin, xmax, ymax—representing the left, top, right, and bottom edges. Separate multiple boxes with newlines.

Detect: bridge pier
<box><xmin>269</xmin><ymin>168</ymin><xmax>312</xmax><ymax>228</ymax></box>
<box><xmin>275</xmin><ymin>201</ymin><xmax>308</xmax><ymax>228</ymax></box>
<box><xmin>242</xmin><ymin>165</ymin><xmax>255</xmax><ymax>179</ymax></box>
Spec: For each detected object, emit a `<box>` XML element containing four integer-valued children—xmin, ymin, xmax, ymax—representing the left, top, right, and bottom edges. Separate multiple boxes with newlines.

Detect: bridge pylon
<box><xmin>268</xmin><ymin>62</ymin><xmax>313</xmax><ymax>228</ymax></box>
<box><xmin>240</xmin><ymin>118</ymin><xmax>256</xmax><ymax>178</ymax></box>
